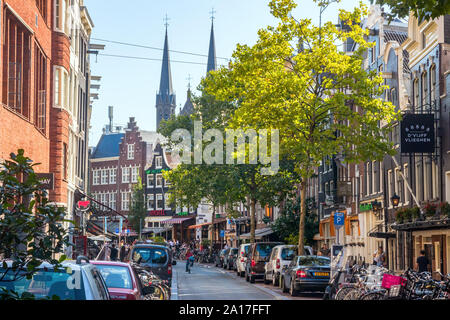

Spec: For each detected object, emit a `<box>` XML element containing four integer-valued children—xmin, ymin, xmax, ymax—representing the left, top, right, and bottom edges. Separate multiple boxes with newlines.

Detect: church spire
<box><xmin>207</xmin><ymin>9</ymin><xmax>217</xmax><ymax>74</ymax></box>
<box><xmin>159</xmin><ymin>20</ymin><xmax>173</xmax><ymax>97</ymax></box>
<box><xmin>156</xmin><ymin>15</ymin><xmax>176</xmax><ymax>129</ymax></box>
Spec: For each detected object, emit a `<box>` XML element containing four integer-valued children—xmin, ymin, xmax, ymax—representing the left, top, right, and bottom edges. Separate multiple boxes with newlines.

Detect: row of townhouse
<box><xmin>312</xmin><ymin>6</ymin><xmax>450</xmax><ymax>277</ymax></box>
<box><xmin>0</xmin><ymin>0</ymin><xmax>101</xmax><ymax>256</ymax></box>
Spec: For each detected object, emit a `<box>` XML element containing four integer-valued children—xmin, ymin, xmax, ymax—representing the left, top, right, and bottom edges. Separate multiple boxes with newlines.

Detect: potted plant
<box><xmin>411</xmin><ymin>206</ymin><xmax>421</xmax><ymax>221</ymax></box>
<box><xmin>423</xmin><ymin>202</ymin><xmax>438</xmax><ymax>219</ymax></box>
<box><xmin>395</xmin><ymin>209</ymin><xmax>405</xmax><ymax>224</ymax></box>
<box><xmin>439</xmin><ymin>202</ymin><xmax>450</xmax><ymax>219</ymax></box>
<box><xmin>402</xmin><ymin>208</ymin><xmax>412</xmax><ymax>222</ymax></box>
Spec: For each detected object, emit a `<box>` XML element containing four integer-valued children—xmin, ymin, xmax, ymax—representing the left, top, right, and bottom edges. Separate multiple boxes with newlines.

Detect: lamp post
<box><xmin>391</xmin><ymin>194</ymin><xmax>400</xmax><ymax>209</ymax></box>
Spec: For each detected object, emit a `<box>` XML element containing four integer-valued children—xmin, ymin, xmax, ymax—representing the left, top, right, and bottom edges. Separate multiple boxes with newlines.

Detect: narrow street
<box><xmin>172</xmin><ymin>261</ymin><xmax>322</xmax><ymax>300</ymax></box>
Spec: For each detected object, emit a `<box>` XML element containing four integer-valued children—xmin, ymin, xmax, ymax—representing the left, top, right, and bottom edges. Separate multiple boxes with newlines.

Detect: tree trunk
<box><xmin>250</xmin><ymin>198</ymin><xmax>256</xmax><ymax>244</ymax></box>
<box><xmin>298</xmin><ymin>180</ymin><xmax>307</xmax><ymax>255</ymax></box>
<box><xmin>211</xmin><ymin>204</ymin><xmax>216</xmax><ymax>248</ymax></box>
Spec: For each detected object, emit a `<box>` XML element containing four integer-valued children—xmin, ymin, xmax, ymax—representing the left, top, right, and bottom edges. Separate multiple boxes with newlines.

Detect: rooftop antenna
<box><xmin>186</xmin><ymin>74</ymin><xmax>192</xmax><ymax>91</ymax></box>
<box><xmin>108</xmin><ymin>106</ymin><xmax>114</xmax><ymax>133</ymax></box>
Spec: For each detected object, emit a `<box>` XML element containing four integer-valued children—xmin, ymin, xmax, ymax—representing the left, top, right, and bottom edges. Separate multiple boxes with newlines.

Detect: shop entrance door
<box><xmin>431</xmin><ymin>235</ymin><xmax>446</xmax><ymax>280</ymax></box>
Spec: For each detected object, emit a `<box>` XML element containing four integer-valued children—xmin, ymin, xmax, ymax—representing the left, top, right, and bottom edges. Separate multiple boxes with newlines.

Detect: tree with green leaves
<box><xmin>203</xmin><ymin>0</ymin><xmax>400</xmax><ymax>255</ymax></box>
<box><xmin>0</xmin><ymin>150</ymin><xmax>70</xmax><ymax>300</ymax></box>
<box><xmin>371</xmin><ymin>0</ymin><xmax>450</xmax><ymax>22</ymax></box>
<box><xmin>128</xmin><ymin>176</ymin><xmax>146</xmax><ymax>240</ymax></box>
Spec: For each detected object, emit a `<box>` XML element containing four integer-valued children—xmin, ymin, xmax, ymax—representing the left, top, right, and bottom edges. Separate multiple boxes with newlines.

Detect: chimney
<box><xmin>108</xmin><ymin>106</ymin><xmax>114</xmax><ymax>133</ymax></box>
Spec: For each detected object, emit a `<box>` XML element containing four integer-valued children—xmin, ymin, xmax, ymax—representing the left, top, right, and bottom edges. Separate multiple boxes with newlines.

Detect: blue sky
<box><xmin>85</xmin><ymin>0</ymin><xmax>368</xmax><ymax>147</ymax></box>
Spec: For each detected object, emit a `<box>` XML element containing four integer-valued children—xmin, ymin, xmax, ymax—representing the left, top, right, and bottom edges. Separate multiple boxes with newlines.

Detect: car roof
<box><xmin>90</xmin><ymin>261</ymin><xmax>132</xmax><ymax>268</ymax></box>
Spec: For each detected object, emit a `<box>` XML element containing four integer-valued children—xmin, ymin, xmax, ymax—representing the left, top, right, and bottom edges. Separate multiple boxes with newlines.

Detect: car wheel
<box><xmin>272</xmin><ymin>273</ymin><xmax>278</xmax><ymax>286</ymax></box>
<box><xmin>290</xmin><ymin>280</ymin><xmax>298</xmax><ymax>297</ymax></box>
<box><xmin>281</xmin><ymin>276</ymin><xmax>288</xmax><ymax>293</ymax></box>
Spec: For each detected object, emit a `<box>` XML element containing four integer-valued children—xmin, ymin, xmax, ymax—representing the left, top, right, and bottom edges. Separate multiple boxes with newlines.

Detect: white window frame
<box><xmin>131</xmin><ymin>167</ymin><xmax>139</xmax><ymax>183</ymax></box>
<box><xmin>156</xmin><ymin>194</ymin><xmax>163</xmax><ymax>210</ymax></box>
<box><xmin>121</xmin><ymin>192</ymin><xmax>130</xmax><ymax>211</ymax></box>
<box><xmin>109</xmin><ymin>168</ymin><xmax>116</xmax><ymax>184</ymax></box>
<box><xmin>101</xmin><ymin>169</ymin><xmax>108</xmax><ymax>185</ymax></box>
<box><xmin>388</xmin><ymin>170</ymin><xmax>393</xmax><ymax>208</ymax></box>
<box><xmin>155</xmin><ymin>156</ymin><xmax>162</xmax><ymax>169</ymax></box>
<box><xmin>147</xmin><ymin>174</ymin><xmax>154</xmax><ymax>188</ymax></box>
<box><xmin>127</xmin><ymin>144</ymin><xmax>135</xmax><ymax>160</ymax></box>
<box><xmin>122</xmin><ymin>167</ymin><xmax>130</xmax><ymax>183</ymax></box>
<box><xmin>109</xmin><ymin>192</ymin><xmax>116</xmax><ymax>210</ymax></box>
<box><xmin>93</xmin><ymin>170</ymin><xmax>100</xmax><ymax>185</ymax></box>
<box><xmin>147</xmin><ymin>194</ymin><xmax>154</xmax><ymax>210</ymax></box>
<box><xmin>155</xmin><ymin>174</ymin><xmax>163</xmax><ymax>187</ymax></box>
<box><xmin>404</xmin><ymin>164</ymin><xmax>409</xmax><ymax>205</ymax></box>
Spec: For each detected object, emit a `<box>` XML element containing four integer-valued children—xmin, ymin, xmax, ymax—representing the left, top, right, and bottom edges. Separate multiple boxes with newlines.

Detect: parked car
<box><xmin>127</xmin><ymin>243</ymin><xmax>175</xmax><ymax>285</ymax></box>
<box><xmin>0</xmin><ymin>256</ymin><xmax>110</xmax><ymax>300</ymax></box>
<box><xmin>280</xmin><ymin>255</ymin><xmax>331</xmax><ymax>296</ymax></box>
<box><xmin>264</xmin><ymin>245</ymin><xmax>313</xmax><ymax>286</ymax></box>
<box><xmin>91</xmin><ymin>261</ymin><xmax>153</xmax><ymax>300</ymax></box>
<box><xmin>224</xmin><ymin>248</ymin><xmax>239</xmax><ymax>270</ymax></box>
<box><xmin>245</xmin><ymin>242</ymin><xmax>283</xmax><ymax>283</ymax></box>
<box><xmin>216</xmin><ymin>248</ymin><xmax>230</xmax><ymax>268</ymax></box>
<box><xmin>236</xmin><ymin>244</ymin><xmax>251</xmax><ymax>277</ymax></box>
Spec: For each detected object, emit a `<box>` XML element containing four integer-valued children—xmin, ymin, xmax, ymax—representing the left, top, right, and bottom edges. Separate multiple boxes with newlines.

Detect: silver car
<box><xmin>264</xmin><ymin>245</ymin><xmax>313</xmax><ymax>286</ymax></box>
<box><xmin>236</xmin><ymin>243</ymin><xmax>251</xmax><ymax>277</ymax></box>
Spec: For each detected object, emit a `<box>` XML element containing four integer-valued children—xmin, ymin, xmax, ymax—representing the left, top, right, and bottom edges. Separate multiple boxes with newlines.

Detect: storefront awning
<box><xmin>239</xmin><ymin>227</ymin><xmax>274</xmax><ymax>240</ymax></box>
<box><xmin>187</xmin><ymin>222</ymin><xmax>211</xmax><ymax>230</ymax></box>
<box><xmin>160</xmin><ymin>217</ymin><xmax>194</xmax><ymax>225</ymax></box>
<box><xmin>212</xmin><ymin>218</ymin><xmax>227</xmax><ymax>224</ymax></box>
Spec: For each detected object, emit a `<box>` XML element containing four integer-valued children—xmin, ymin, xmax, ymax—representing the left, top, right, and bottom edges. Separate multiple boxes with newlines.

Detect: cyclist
<box><xmin>186</xmin><ymin>249</ymin><xmax>193</xmax><ymax>273</ymax></box>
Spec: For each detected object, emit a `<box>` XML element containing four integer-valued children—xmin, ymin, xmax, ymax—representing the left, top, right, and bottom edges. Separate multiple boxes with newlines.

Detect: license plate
<box><xmin>314</xmin><ymin>272</ymin><xmax>329</xmax><ymax>277</ymax></box>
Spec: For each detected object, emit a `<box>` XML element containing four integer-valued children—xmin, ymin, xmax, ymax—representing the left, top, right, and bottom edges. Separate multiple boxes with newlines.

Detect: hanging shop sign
<box><xmin>146</xmin><ymin>168</ymin><xmax>170</xmax><ymax>175</ymax></box>
<box><xmin>36</xmin><ymin>173</ymin><xmax>54</xmax><ymax>190</ymax></box>
<box><xmin>401</xmin><ymin>114</ymin><xmax>435</xmax><ymax>153</ymax></box>
<box><xmin>177</xmin><ymin>212</ymin><xmax>189</xmax><ymax>216</ymax></box>
<box><xmin>149</xmin><ymin>210</ymin><xmax>166</xmax><ymax>216</ymax></box>
<box><xmin>359</xmin><ymin>203</ymin><xmax>373</xmax><ymax>212</ymax></box>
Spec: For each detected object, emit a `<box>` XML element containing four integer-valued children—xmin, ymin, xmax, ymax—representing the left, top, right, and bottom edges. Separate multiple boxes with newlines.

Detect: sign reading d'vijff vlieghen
<box><xmin>401</xmin><ymin>114</ymin><xmax>435</xmax><ymax>153</ymax></box>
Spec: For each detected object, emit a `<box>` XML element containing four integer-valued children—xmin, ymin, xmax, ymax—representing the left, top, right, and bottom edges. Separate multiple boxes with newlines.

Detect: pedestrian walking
<box><xmin>110</xmin><ymin>243</ymin><xmax>119</xmax><ymax>261</ymax></box>
<box><xmin>415</xmin><ymin>250</ymin><xmax>430</xmax><ymax>273</ymax></box>
<box><xmin>119</xmin><ymin>242</ymin><xmax>126</xmax><ymax>262</ymax></box>
<box><xmin>320</xmin><ymin>244</ymin><xmax>330</xmax><ymax>257</ymax></box>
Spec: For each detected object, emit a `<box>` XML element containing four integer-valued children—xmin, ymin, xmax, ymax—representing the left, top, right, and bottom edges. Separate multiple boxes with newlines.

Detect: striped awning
<box><xmin>187</xmin><ymin>222</ymin><xmax>211</xmax><ymax>230</ymax></box>
<box><xmin>160</xmin><ymin>217</ymin><xmax>194</xmax><ymax>225</ymax></box>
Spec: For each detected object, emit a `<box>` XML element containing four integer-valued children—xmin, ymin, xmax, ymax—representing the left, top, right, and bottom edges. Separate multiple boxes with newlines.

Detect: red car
<box><xmin>91</xmin><ymin>261</ymin><xmax>146</xmax><ymax>300</ymax></box>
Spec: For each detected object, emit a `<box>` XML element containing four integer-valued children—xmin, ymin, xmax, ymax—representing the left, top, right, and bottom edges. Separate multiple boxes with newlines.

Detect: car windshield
<box><xmin>297</xmin><ymin>256</ymin><xmax>330</xmax><ymax>266</ymax></box>
<box><xmin>132</xmin><ymin>247</ymin><xmax>168</xmax><ymax>264</ymax></box>
<box><xmin>255</xmin><ymin>244</ymin><xmax>277</xmax><ymax>259</ymax></box>
<box><xmin>281</xmin><ymin>247</ymin><xmax>296</xmax><ymax>260</ymax></box>
<box><xmin>0</xmin><ymin>268</ymin><xmax>85</xmax><ymax>300</ymax></box>
<box><xmin>243</xmin><ymin>245</ymin><xmax>250</xmax><ymax>254</ymax></box>
<box><xmin>94</xmin><ymin>265</ymin><xmax>132</xmax><ymax>289</ymax></box>
<box><xmin>230</xmin><ymin>249</ymin><xmax>238</xmax><ymax>255</ymax></box>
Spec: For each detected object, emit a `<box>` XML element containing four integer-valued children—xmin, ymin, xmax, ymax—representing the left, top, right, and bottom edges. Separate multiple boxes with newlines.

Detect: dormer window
<box><xmin>155</xmin><ymin>156</ymin><xmax>162</xmax><ymax>169</ymax></box>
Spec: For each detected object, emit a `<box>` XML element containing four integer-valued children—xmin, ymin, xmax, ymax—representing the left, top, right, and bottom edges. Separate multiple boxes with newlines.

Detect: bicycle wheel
<box><xmin>343</xmin><ymin>288</ymin><xmax>364</xmax><ymax>300</ymax></box>
<box><xmin>360</xmin><ymin>292</ymin><xmax>385</xmax><ymax>300</ymax></box>
<box><xmin>335</xmin><ymin>286</ymin><xmax>355</xmax><ymax>300</ymax></box>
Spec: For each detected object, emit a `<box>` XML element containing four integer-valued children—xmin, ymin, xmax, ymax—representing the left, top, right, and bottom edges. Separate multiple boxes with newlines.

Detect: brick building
<box><xmin>0</xmin><ymin>1</ymin><xmax>96</xmax><ymax>254</ymax></box>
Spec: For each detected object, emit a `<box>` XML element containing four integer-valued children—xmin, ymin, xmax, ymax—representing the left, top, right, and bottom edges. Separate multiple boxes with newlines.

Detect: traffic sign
<box><xmin>115</xmin><ymin>228</ymin><xmax>119</xmax><ymax>234</ymax></box>
<box><xmin>219</xmin><ymin>230</ymin><xmax>225</xmax><ymax>238</ymax></box>
<box><xmin>334</xmin><ymin>211</ymin><xmax>345</xmax><ymax>229</ymax></box>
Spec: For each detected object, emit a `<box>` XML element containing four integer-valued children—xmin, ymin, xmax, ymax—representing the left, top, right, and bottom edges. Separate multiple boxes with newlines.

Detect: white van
<box><xmin>264</xmin><ymin>245</ymin><xmax>313</xmax><ymax>286</ymax></box>
<box><xmin>236</xmin><ymin>243</ymin><xmax>251</xmax><ymax>277</ymax></box>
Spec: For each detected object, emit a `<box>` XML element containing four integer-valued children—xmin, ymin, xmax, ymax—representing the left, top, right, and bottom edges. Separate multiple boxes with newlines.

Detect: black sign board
<box><xmin>36</xmin><ymin>173</ymin><xmax>54</xmax><ymax>190</ymax></box>
<box><xmin>401</xmin><ymin>114</ymin><xmax>435</xmax><ymax>153</ymax></box>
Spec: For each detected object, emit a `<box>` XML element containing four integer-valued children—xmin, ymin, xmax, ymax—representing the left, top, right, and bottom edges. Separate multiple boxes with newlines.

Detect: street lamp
<box><xmin>391</xmin><ymin>194</ymin><xmax>400</xmax><ymax>208</ymax></box>
<box><xmin>371</xmin><ymin>200</ymin><xmax>383</xmax><ymax>219</ymax></box>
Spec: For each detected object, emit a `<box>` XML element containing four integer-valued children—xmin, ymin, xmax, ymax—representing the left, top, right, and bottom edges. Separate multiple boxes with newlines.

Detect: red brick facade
<box><xmin>0</xmin><ymin>0</ymin><xmax>73</xmax><ymax>205</ymax></box>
